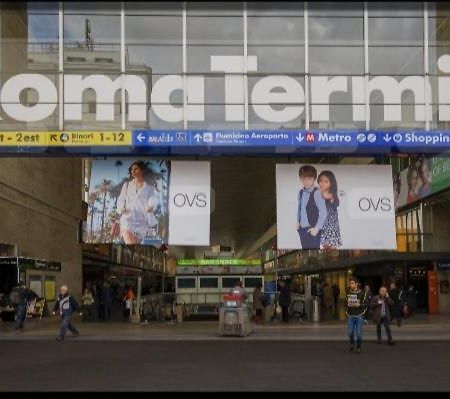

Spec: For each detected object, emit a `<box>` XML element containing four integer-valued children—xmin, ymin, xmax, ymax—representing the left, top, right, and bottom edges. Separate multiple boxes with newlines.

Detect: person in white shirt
<box><xmin>116</xmin><ymin>161</ymin><xmax>160</xmax><ymax>244</ymax></box>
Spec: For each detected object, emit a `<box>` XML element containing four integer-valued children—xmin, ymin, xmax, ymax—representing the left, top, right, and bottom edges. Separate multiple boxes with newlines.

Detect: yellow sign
<box><xmin>0</xmin><ymin>131</ymin><xmax>132</xmax><ymax>146</ymax></box>
<box><xmin>0</xmin><ymin>131</ymin><xmax>48</xmax><ymax>146</ymax></box>
<box><xmin>44</xmin><ymin>279</ymin><xmax>56</xmax><ymax>301</ymax></box>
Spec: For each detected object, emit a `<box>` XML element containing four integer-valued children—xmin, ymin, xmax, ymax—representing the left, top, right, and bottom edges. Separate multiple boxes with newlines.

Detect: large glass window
<box><xmin>368</xmin><ymin>3</ymin><xmax>425</xmax><ymax>129</ymax></box>
<box><xmin>247</xmin><ymin>5</ymin><xmax>304</xmax><ymax>129</ymax></box>
<box><xmin>199</xmin><ymin>277</ymin><xmax>219</xmax><ymax>289</ymax></box>
<box><xmin>309</xmin><ymin>3</ymin><xmax>364</xmax><ymax>129</ymax></box>
<box><xmin>186</xmin><ymin>2</ymin><xmax>244</xmax><ymax>129</ymax></box>
<box><xmin>0</xmin><ymin>2</ymin><xmax>447</xmax><ymax>132</ymax></box>
<box><xmin>63</xmin><ymin>3</ymin><xmax>121</xmax><ymax>129</ymax></box>
<box><xmin>177</xmin><ymin>277</ymin><xmax>196</xmax><ymax>289</ymax></box>
<box><xmin>124</xmin><ymin>3</ymin><xmax>182</xmax><ymax>129</ymax></box>
<box><xmin>428</xmin><ymin>2</ymin><xmax>450</xmax><ymax>129</ymax></box>
<box><xmin>0</xmin><ymin>2</ymin><xmax>59</xmax><ymax>130</ymax></box>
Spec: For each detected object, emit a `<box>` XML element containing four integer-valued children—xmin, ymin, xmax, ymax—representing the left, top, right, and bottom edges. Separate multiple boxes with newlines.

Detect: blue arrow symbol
<box><xmin>383</xmin><ymin>133</ymin><xmax>391</xmax><ymax>143</ymax></box>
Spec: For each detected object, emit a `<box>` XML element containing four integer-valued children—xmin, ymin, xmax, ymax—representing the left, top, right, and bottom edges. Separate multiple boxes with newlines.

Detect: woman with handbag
<box><xmin>114</xmin><ymin>161</ymin><xmax>159</xmax><ymax>244</ymax></box>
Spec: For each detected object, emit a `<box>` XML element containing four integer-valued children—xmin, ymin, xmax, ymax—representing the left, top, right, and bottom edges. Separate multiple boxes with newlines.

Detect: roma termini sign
<box><xmin>2</xmin><ymin>55</ymin><xmax>450</xmax><ymax>124</ymax></box>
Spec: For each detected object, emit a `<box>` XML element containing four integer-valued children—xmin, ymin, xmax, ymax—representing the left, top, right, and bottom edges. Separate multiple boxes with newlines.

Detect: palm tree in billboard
<box><xmin>87</xmin><ymin>191</ymin><xmax>99</xmax><ymax>242</ymax></box>
<box><xmin>96</xmin><ymin>178</ymin><xmax>113</xmax><ymax>241</ymax></box>
<box><xmin>114</xmin><ymin>160</ymin><xmax>122</xmax><ymax>181</ymax></box>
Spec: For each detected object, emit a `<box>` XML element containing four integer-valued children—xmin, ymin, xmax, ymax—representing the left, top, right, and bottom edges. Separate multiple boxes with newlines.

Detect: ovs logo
<box><xmin>347</xmin><ymin>188</ymin><xmax>395</xmax><ymax>220</ymax></box>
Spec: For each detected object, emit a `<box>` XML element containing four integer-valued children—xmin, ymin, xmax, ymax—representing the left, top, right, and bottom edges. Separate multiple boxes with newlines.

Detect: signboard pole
<box><xmin>136</xmin><ymin>276</ymin><xmax>142</xmax><ymax>323</ymax></box>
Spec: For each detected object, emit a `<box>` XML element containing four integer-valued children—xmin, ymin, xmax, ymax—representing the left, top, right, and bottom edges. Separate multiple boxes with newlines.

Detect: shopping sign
<box><xmin>2</xmin><ymin>55</ymin><xmax>450</xmax><ymax>124</ymax></box>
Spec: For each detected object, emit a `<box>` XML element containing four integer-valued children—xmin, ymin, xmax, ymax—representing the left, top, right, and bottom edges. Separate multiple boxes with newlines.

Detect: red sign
<box><xmin>306</xmin><ymin>132</ymin><xmax>315</xmax><ymax>143</ymax></box>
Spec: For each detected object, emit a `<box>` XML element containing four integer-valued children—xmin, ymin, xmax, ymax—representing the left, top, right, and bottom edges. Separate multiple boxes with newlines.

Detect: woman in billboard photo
<box><xmin>406</xmin><ymin>165</ymin><xmax>419</xmax><ymax>204</ymax></box>
<box><xmin>418</xmin><ymin>157</ymin><xmax>432</xmax><ymax>199</ymax></box>
<box><xmin>317</xmin><ymin>170</ymin><xmax>342</xmax><ymax>249</ymax></box>
<box><xmin>116</xmin><ymin>161</ymin><xmax>160</xmax><ymax>244</ymax></box>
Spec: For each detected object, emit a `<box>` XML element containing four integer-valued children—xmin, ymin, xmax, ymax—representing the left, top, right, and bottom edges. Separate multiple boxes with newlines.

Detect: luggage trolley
<box><xmin>218</xmin><ymin>294</ymin><xmax>253</xmax><ymax>337</ymax></box>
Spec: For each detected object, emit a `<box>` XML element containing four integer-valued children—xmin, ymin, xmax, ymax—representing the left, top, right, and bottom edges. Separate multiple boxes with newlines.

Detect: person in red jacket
<box><xmin>123</xmin><ymin>286</ymin><xmax>136</xmax><ymax>322</ymax></box>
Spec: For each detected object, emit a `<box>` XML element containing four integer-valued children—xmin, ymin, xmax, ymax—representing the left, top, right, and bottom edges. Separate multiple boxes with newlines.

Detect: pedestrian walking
<box><xmin>332</xmin><ymin>283</ymin><xmax>340</xmax><ymax>318</ymax></box>
<box><xmin>81</xmin><ymin>287</ymin><xmax>95</xmax><ymax>322</ymax></box>
<box><xmin>363</xmin><ymin>284</ymin><xmax>373</xmax><ymax>325</ymax></box>
<box><xmin>345</xmin><ymin>277</ymin><xmax>369</xmax><ymax>354</ymax></box>
<box><xmin>323</xmin><ymin>282</ymin><xmax>333</xmax><ymax>319</ymax></box>
<box><xmin>9</xmin><ymin>281</ymin><xmax>33</xmax><ymax>332</ymax></box>
<box><xmin>278</xmin><ymin>280</ymin><xmax>291</xmax><ymax>323</ymax></box>
<box><xmin>122</xmin><ymin>286</ymin><xmax>136</xmax><ymax>322</ymax></box>
<box><xmin>252</xmin><ymin>283</ymin><xmax>264</xmax><ymax>324</ymax></box>
<box><xmin>101</xmin><ymin>281</ymin><xmax>114</xmax><ymax>322</ymax></box>
<box><xmin>370</xmin><ymin>286</ymin><xmax>395</xmax><ymax>345</ymax></box>
<box><xmin>406</xmin><ymin>284</ymin><xmax>418</xmax><ymax>317</ymax></box>
<box><xmin>52</xmin><ymin>285</ymin><xmax>81</xmax><ymax>341</ymax></box>
<box><xmin>389</xmin><ymin>281</ymin><xmax>405</xmax><ymax>327</ymax></box>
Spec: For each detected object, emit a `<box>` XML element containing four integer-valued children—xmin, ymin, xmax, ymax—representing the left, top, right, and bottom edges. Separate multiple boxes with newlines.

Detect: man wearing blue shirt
<box><xmin>296</xmin><ymin>165</ymin><xmax>328</xmax><ymax>249</ymax></box>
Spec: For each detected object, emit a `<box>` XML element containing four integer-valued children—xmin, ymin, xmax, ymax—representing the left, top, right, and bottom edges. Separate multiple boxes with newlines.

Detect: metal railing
<box><xmin>138</xmin><ymin>291</ymin><xmax>309</xmax><ymax>322</ymax></box>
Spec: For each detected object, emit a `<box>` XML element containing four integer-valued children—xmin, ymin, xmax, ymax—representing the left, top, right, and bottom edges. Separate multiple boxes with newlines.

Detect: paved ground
<box><xmin>0</xmin><ymin>340</ymin><xmax>450</xmax><ymax>391</ymax></box>
<box><xmin>1</xmin><ymin>314</ymin><xmax>450</xmax><ymax>341</ymax></box>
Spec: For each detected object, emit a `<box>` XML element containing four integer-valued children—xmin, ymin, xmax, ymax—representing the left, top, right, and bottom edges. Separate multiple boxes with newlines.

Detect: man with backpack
<box><xmin>9</xmin><ymin>281</ymin><xmax>34</xmax><ymax>331</ymax></box>
<box><xmin>52</xmin><ymin>285</ymin><xmax>82</xmax><ymax>341</ymax></box>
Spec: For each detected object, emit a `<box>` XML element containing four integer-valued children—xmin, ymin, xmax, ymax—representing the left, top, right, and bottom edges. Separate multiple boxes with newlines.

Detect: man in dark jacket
<box><xmin>52</xmin><ymin>285</ymin><xmax>81</xmax><ymax>341</ymax></box>
<box><xmin>10</xmin><ymin>281</ymin><xmax>30</xmax><ymax>331</ymax></box>
<box><xmin>345</xmin><ymin>277</ymin><xmax>369</xmax><ymax>353</ymax></box>
<box><xmin>278</xmin><ymin>280</ymin><xmax>291</xmax><ymax>323</ymax></box>
<box><xmin>370</xmin><ymin>286</ymin><xmax>395</xmax><ymax>345</ymax></box>
<box><xmin>101</xmin><ymin>281</ymin><xmax>114</xmax><ymax>322</ymax></box>
<box><xmin>389</xmin><ymin>281</ymin><xmax>405</xmax><ymax>327</ymax></box>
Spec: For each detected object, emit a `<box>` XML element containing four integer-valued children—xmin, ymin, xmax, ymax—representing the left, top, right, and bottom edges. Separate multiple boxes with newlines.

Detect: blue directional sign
<box><xmin>131</xmin><ymin>129</ymin><xmax>450</xmax><ymax>155</ymax></box>
<box><xmin>3</xmin><ymin>129</ymin><xmax>450</xmax><ymax>156</ymax></box>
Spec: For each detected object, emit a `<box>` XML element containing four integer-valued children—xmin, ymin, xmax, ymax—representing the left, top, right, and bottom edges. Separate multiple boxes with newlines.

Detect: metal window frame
<box><xmin>304</xmin><ymin>1</ymin><xmax>310</xmax><ymax>130</ymax></box>
<box><xmin>183</xmin><ymin>1</ymin><xmax>187</xmax><ymax>129</ymax></box>
<box><xmin>121</xmin><ymin>2</ymin><xmax>126</xmax><ymax>130</ymax></box>
<box><xmin>424</xmin><ymin>1</ymin><xmax>430</xmax><ymax>131</ymax></box>
<box><xmin>59</xmin><ymin>2</ymin><xmax>64</xmax><ymax>130</ymax></box>
<box><xmin>57</xmin><ymin>1</ymin><xmax>431</xmax><ymax>132</ymax></box>
<box><xmin>244</xmin><ymin>1</ymin><xmax>249</xmax><ymax>129</ymax></box>
<box><xmin>363</xmin><ymin>1</ymin><xmax>369</xmax><ymax>130</ymax></box>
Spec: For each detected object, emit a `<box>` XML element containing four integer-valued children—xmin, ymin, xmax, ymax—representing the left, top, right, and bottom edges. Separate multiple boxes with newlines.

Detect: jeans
<box><xmin>298</xmin><ymin>227</ymin><xmax>321</xmax><ymax>249</ymax></box>
<box><xmin>59</xmin><ymin>314</ymin><xmax>79</xmax><ymax>339</ymax></box>
<box><xmin>377</xmin><ymin>316</ymin><xmax>393</xmax><ymax>341</ymax></box>
<box><xmin>347</xmin><ymin>315</ymin><xmax>365</xmax><ymax>346</ymax></box>
<box><xmin>14</xmin><ymin>304</ymin><xmax>26</xmax><ymax>330</ymax></box>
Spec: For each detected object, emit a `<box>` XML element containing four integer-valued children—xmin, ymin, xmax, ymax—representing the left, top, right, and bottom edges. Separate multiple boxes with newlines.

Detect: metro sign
<box><xmin>1</xmin><ymin>55</ymin><xmax>450</xmax><ymax>125</ymax></box>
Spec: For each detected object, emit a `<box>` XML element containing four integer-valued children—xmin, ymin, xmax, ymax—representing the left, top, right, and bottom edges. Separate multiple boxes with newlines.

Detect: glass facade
<box><xmin>0</xmin><ymin>2</ymin><xmax>449</xmax><ymax>131</ymax></box>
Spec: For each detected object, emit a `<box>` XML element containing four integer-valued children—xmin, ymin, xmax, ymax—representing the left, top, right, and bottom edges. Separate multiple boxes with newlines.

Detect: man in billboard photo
<box><xmin>317</xmin><ymin>170</ymin><xmax>342</xmax><ymax>249</ymax></box>
<box><xmin>296</xmin><ymin>165</ymin><xmax>327</xmax><ymax>249</ymax></box>
<box><xmin>116</xmin><ymin>161</ymin><xmax>160</xmax><ymax>244</ymax></box>
<box><xmin>418</xmin><ymin>157</ymin><xmax>432</xmax><ymax>198</ymax></box>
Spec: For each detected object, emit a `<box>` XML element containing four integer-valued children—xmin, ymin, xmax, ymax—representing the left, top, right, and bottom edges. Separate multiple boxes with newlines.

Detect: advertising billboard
<box><xmin>394</xmin><ymin>156</ymin><xmax>450</xmax><ymax>209</ymax></box>
<box><xmin>276</xmin><ymin>164</ymin><xmax>396</xmax><ymax>250</ymax></box>
<box><xmin>86</xmin><ymin>159</ymin><xmax>211</xmax><ymax>246</ymax></box>
<box><xmin>168</xmin><ymin>161</ymin><xmax>211</xmax><ymax>246</ymax></box>
<box><xmin>86</xmin><ymin>159</ymin><xmax>170</xmax><ymax>246</ymax></box>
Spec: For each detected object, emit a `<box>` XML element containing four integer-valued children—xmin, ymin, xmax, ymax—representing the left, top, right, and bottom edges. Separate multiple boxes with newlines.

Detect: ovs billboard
<box><xmin>86</xmin><ymin>159</ymin><xmax>210</xmax><ymax>246</ymax></box>
<box><xmin>276</xmin><ymin>164</ymin><xmax>396</xmax><ymax>250</ymax></box>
